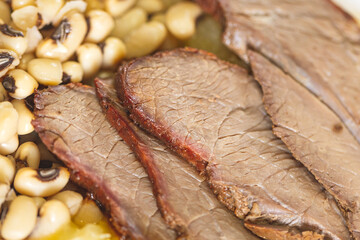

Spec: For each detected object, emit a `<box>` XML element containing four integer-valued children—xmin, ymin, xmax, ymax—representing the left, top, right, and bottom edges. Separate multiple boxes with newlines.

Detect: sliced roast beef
<box><xmin>196</xmin><ymin>0</ymin><xmax>360</xmax><ymax>143</ymax></box>
<box><xmin>95</xmin><ymin>79</ymin><xmax>259</xmax><ymax>240</ymax></box>
<box><xmin>117</xmin><ymin>48</ymin><xmax>350</xmax><ymax>240</ymax></box>
<box><xmin>32</xmin><ymin>84</ymin><xmax>176</xmax><ymax>240</ymax></box>
<box><xmin>250</xmin><ymin>51</ymin><xmax>360</xmax><ymax>239</ymax></box>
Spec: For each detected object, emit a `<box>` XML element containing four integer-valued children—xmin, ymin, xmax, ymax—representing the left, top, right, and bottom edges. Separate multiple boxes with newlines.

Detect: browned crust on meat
<box><xmin>117</xmin><ymin>48</ymin><xmax>246</xmax><ymax>174</ymax></box>
<box><xmin>32</xmin><ymin>83</ymin><xmax>143</xmax><ymax>240</ymax></box>
<box><xmin>95</xmin><ymin>79</ymin><xmax>187</xmax><ymax>238</ymax></box>
<box><xmin>244</xmin><ymin>223</ymin><xmax>324</xmax><ymax>240</ymax></box>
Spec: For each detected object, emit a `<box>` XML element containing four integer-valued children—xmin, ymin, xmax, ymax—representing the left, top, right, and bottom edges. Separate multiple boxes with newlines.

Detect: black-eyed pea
<box><xmin>73</xmin><ymin>198</ymin><xmax>104</xmax><ymax>227</ymax></box>
<box><xmin>36</xmin><ymin>12</ymin><xmax>87</xmax><ymax>62</ymax></box>
<box><xmin>36</xmin><ymin>0</ymin><xmax>64</xmax><ymax>27</ymax></box>
<box><xmin>0</xmin><ymin>83</ymin><xmax>7</xmax><ymax>102</ymax></box>
<box><xmin>62</xmin><ymin>61</ymin><xmax>83</xmax><ymax>83</ymax></box>
<box><xmin>0</xmin><ymin>134</ymin><xmax>19</xmax><ymax>155</ymax></box>
<box><xmin>18</xmin><ymin>52</ymin><xmax>35</xmax><ymax>71</ymax></box>
<box><xmin>0</xmin><ymin>184</ymin><xmax>10</xmax><ymax>208</ymax></box>
<box><xmin>0</xmin><ymin>24</ymin><xmax>28</xmax><ymax>56</ymax></box>
<box><xmin>136</xmin><ymin>0</ymin><xmax>164</xmax><ymax>14</ymax></box>
<box><xmin>111</xmin><ymin>7</ymin><xmax>147</xmax><ymax>39</ymax></box>
<box><xmin>1</xmin><ymin>195</ymin><xmax>38</xmax><ymax>240</ymax></box>
<box><xmin>0</xmin><ymin>101</ymin><xmax>18</xmax><ymax>144</ymax></box>
<box><xmin>2</xmin><ymin>69</ymin><xmax>38</xmax><ymax>100</ymax></box>
<box><xmin>0</xmin><ymin>1</ymin><xmax>11</xmax><ymax>24</ymax></box>
<box><xmin>52</xmin><ymin>0</ymin><xmax>87</xmax><ymax>26</ymax></box>
<box><xmin>76</xmin><ymin>43</ymin><xmax>103</xmax><ymax>78</ymax></box>
<box><xmin>105</xmin><ymin>0</ymin><xmax>136</xmax><ymax>17</ymax></box>
<box><xmin>50</xmin><ymin>190</ymin><xmax>83</xmax><ymax>216</ymax></box>
<box><xmin>28</xmin><ymin>58</ymin><xmax>63</xmax><ymax>85</ymax></box>
<box><xmin>11</xmin><ymin>0</ymin><xmax>35</xmax><ymax>10</ymax></box>
<box><xmin>165</xmin><ymin>2</ymin><xmax>202</xmax><ymax>40</ymax></box>
<box><xmin>14</xmin><ymin>167</ymin><xmax>70</xmax><ymax>197</ymax></box>
<box><xmin>35</xmin><ymin>39</ymin><xmax>69</xmax><ymax>62</ymax></box>
<box><xmin>29</xmin><ymin>200</ymin><xmax>71</xmax><ymax>239</ymax></box>
<box><xmin>0</xmin><ymin>155</ymin><xmax>15</xmax><ymax>185</ymax></box>
<box><xmin>11</xmin><ymin>5</ymin><xmax>39</xmax><ymax>31</ymax></box>
<box><xmin>86</xmin><ymin>10</ymin><xmax>115</xmax><ymax>43</ymax></box>
<box><xmin>15</xmin><ymin>142</ymin><xmax>40</xmax><ymax>169</ymax></box>
<box><xmin>124</xmin><ymin>21</ymin><xmax>167</xmax><ymax>59</ymax></box>
<box><xmin>25</xmin><ymin>26</ymin><xmax>43</xmax><ymax>53</ymax></box>
<box><xmin>32</xmin><ymin>196</ymin><xmax>46</xmax><ymax>208</ymax></box>
<box><xmin>102</xmin><ymin>37</ymin><xmax>126</xmax><ymax>69</ymax></box>
<box><xmin>0</xmin><ymin>49</ymin><xmax>19</xmax><ymax>78</ymax></box>
<box><xmin>12</xmin><ymin>100</ymin><xmax>35</xmax><ymax>135</ymax></box>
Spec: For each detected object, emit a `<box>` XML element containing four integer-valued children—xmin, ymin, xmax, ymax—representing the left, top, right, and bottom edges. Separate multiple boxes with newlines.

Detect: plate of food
<box><xmin>0</xmin><ymin>0</ymin><xmax>359</xmax><ymax>239</ymax></box>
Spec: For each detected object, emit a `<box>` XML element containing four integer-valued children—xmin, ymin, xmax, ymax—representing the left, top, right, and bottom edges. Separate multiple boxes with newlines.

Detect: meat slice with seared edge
<box><xmin>95</xmin><ymin>78</ymin><xmax>259</xmax><ymax>240</ymax></box>
<box><xmin>117</xmin><ymin>48</ymin><xmax>350</xmax><ymax>240</ymax></box>
<box><xmin>32</xmin><ymin>84</ymin><xmax>176</xmax><ymax>240</ymax></box>
<box><xmin>250</xmin><ymin>51</ymin><xmax>360</xmax><ymax>239</ymax></box>
<box><xmin>196</xmin><ymin>0</ymin><xmax>360</xmax><ymax>144</ymax></box>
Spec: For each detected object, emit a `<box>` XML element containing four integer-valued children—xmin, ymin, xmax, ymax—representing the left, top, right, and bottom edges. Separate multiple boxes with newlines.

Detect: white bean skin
<box><xmin>0</xmin><ymin>101</ymin><xmax>18</xmax><ymax>144</ymax></box>
<box><xmin>1</xmin><ymin>195</ymin><xmax>38</xmax><ymax>240</ymax></box>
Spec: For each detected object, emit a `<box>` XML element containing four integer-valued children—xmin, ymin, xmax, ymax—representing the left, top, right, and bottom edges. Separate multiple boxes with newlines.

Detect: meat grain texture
<box><xmin>196</xmin><ymin>0</ymin><xmax>360</xmax><ymax>144</ymax></box>
<box><xmin>117</xmin><ymin>48</ymin><xmax>350</xmax><ymax>240</ymax></box>
<box><xmin>95</xmin><ymin>79</ymin><xmax>259</xmax><ymax>240</ymax></box>
<box><xmin>32</xmin><ymin>84</ymin><xmax>176</xmax><ymax>240</ymax></box>
<box><xmin>250</xmin><ymin>51</ymin><xmax>360</xmax><ymax>239</ymax></box>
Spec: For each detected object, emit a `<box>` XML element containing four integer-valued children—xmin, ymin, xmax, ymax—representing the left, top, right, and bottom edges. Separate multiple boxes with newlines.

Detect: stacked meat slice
<box><xmin>32</xmin><ymin>84</ymin><xmax>175</xmax><ymax>240</ymax></box>
<box><xmin>196</xmin><ymin>0</ymin><xmax>360</xmax><ymax>143</ymax></box>
<box><xmin>250</xmin><ymin>52</ymin><xmax>360</xmax><ymax>239</ymax></box>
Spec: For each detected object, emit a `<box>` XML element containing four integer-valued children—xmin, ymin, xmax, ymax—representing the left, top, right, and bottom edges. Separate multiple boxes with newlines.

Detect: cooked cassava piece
<box><xmin>32</xmin><ymin>84</ymin><xmax>175</xmax><ymax>240</ymax></box>
<box><xmin>117</xmin><ymin>48</ymin><xmax>350</xmax><ymax>240</ymax></box>
<box><xmin>196</xmin><ymin>0</ymin><xmax>360</xmax><ymax>144</ymax></box>
<box><xmin>95</xmin><ymin>79</ymin><xmax>259</xmax><ymax>240</ymax></box>
<box><xmin>250</xmin><ymin>51</ymin><xmax>360</xmax><ymax>239</ymax></box>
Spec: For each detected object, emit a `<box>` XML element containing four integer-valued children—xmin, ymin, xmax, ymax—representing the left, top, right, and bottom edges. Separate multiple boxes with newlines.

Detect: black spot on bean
<box><xmin>36</xmin><ymin>13</ymin><xmax>43</xmax><ymax>28</ymax></box>
<box><xmin>15</xmin><ymin>158</ymin><xmax>29</xmax><ymax>169</ymax></box>
<box><xmin>2</xmin><ymin>75</ymin><xmax>16</xmax><ymax>93</ymax></box>
<box><xmin>25</xmin><ymin>94</ymin><xmax>35</xmax><ymax>112</ymax></box>
<box><xmin>0</xmin><ymin>24</ymin><xmax>24</xmax><ymax>37</ymax></box>
<box><xmin>0</xmin><ymin>202</ymin><xmax>9</xmax><ymax>221</ymax></box>
<box><xmin>61</xmin><ymin>72</ymin><xmax>71</xmax><ymax>84</ymax></box>
<box><xmin>87</xmin><ymin>193</ymin><xmax>105</xmax><ymax>211</ymax></box>
<box><xmin>51</xmin><ymin>19</ymin><xmax>71</xmax><ymax>43</ymax></box>
<box><xmin>332</xmin><ymin>123</ymin><xmax>343</xmax><ymax>133</ymax></box>
<box><xmin>0</xmin><ymin>52</ymin><xmax>14</xmax><ymax>71</ymax></box>
<box><xmin>37</xmin><ymin>168</ymin><xmax>60</xmax><ymax>182</ymax></box>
